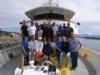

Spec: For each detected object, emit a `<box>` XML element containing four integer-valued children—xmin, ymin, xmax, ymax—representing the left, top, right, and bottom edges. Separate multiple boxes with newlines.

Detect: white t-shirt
<box><xmin>29</xmin><ymin>40</ymin><xmax>37</xmax><ymax>51</ymax></box>
<box><xmin>35</xmin><ymin>41</ymin><xmax>43</xmax><ymax>52</ymax></box>
<box><xmin>52</xmin><ymin>25</ymin><xmax>58</xmax><ymax>36</ymax></box>
<box><xmin>28</xmin><ymin>25</ymin><xmax>36</xmax><ymax>36</ymax></box>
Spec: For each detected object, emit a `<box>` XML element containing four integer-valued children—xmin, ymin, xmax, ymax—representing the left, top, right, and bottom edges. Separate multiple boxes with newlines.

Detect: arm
<box><xmin>79</xmin><ymin>41</ymin><xmax>82</xmax><ymax>49</ymax></box>
<box><xmin>21</xmin><ymin>46</ymin><xmax>26</xmax><ymax>54</ymax></box>
<box><xmin>40</xmin><ymin>42</ymin><xmax>43</xmax><ymax>52</ymax></box>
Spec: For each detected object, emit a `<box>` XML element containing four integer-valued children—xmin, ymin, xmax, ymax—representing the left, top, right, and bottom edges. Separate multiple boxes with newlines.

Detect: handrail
<box><xmin>0</xmin><ymin>44</ymin><xmax>21</xmax><ymax>52</ymax></box>
<box><xmin>82</xmin><ymin>47</ymin><xmax>100</xmax><ymax>55</ymax></box>
<box><xmin>79</xmin><ymin>47</ymin><xmax>100</xmax><ymax>75</ymax></box>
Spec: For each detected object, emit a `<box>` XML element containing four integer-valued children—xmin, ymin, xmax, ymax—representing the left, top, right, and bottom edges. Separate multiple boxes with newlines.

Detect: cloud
<box><xmin>59</xmin><ymin>0</ymin><xmax>100</xmax><ymax>22</ymax></box>
<box><xmin>0</xmin><ymin>0</ymin><xmax>100</xmax><ymax>33</ymax></box>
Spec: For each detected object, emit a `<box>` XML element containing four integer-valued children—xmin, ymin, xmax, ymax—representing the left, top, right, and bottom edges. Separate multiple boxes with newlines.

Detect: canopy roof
<box><xmin>25</xmin><ymin>6</ymin><xmax>75</xmax><ymax>21</ymax></box>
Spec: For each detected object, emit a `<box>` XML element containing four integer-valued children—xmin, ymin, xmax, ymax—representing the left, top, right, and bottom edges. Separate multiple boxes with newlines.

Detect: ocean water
<box><xmin>1</xmin><ymin>27</ymin><xmax>20</xmax><ymax>33</ymax></box>
<box><xmin>78</xmin><ymin>38</ymin><xmax>100</xmax><ymax>52</ymax></box>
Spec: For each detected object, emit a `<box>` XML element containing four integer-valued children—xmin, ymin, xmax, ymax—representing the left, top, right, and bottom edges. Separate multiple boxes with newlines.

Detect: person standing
<box><xmin>20</xmin><ymin>20</ymin><xmax>28</xmax><ymax>41</ymax></box>
<box><xmin>70</xmin><ymin>34</ymin><xmax>81</xmax><ymax>70</ymax></box>
<box><xmin>52</xmin><ymin>22</ymin><xmax>58</xmax><ymax>37</ymax></box>
<box><xmin>28</xmin><ymin>21</ymin><xmax>37</xmax><ymax>38</ymax></box>
<box><xmin>21</xmin><ymin>37</ymin><xmax>29</xmax><ymax>65</ymax></box>
<box><xmin>36</xmin><ymin>26</ymin><xmax>43</xmax><ymax>38</ymax></box>
<box><xmin>64</xmin><ymin>23</ymin><xmax>73</xmax><ymax>38</ymax></box>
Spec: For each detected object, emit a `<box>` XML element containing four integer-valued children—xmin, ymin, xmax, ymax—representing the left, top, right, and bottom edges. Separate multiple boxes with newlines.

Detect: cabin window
<box><xmin>33</xmin><ymin>13</ymin><xmax>64</xmax><ymax>20</ymax></box>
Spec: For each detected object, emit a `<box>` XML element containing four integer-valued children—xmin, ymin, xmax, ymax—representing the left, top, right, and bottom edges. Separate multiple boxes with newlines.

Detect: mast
<box><xmin>43</xmin><ymin>0</ymin><xmax>59</xmax><ymax>7</ymax></box>
<box><xmin>48</xmin><ymin>0</ymin><xmax>52</xmax><ymax>4</ymax></box>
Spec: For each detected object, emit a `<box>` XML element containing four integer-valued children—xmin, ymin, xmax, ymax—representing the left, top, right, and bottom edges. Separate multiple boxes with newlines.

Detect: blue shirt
<box><xmin>69</xmin><ymin>39</ymin><xmax>81</xmax><ymax>52</ymax></box>
<box><xmin>56</xmin><ymin>42</ymin><xmax>62</xmax><ymax>49</ymax></box>
<box><xmin>21</xmin><ymin>41</ymin><xmax>29</xmax><ymax>52</ymax></box>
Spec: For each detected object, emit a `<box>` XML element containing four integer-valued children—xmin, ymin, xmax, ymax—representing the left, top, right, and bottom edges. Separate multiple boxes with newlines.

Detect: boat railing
<box><xmin>0</xmin><ymin>44</ymin><xmax>21</xmax><ymax>68</ymax></box>
<box><xmin>79</xmin><ymin>47</ymin><xmax>100</xmax><ymax>75</ymax></box>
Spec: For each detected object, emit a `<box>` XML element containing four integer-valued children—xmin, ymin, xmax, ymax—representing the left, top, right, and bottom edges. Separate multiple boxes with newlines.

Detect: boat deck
<box><xmin>0</xmin><ymin>56</ymin><xmax>89</xmax><ymax>75</ymax></box>
<box><xmin>70</xmin><ymin>59</ymin><xmax>89</xmax><ymax>75</ymax></box>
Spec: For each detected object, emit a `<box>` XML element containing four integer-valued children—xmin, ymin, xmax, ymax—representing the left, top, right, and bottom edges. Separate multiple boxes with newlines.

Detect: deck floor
<box><xmin>70</xmin><ymin>59</ymin><xmax>89</xmax><ymax>75</ymax></box>
<box><xmin>0</xmin><ymin>57</ymin><xmax>89</xmax><ymax>75</ymax></box>
<box><xmin>0</xmin><ymin>56</ymin><xmax>21</xmax><ymax>75</ymax></box>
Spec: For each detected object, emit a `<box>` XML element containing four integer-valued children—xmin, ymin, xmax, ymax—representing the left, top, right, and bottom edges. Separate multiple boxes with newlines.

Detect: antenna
<box><xmin>57</xmin><ymin>0</ymin><xmax>59</xmax><ymax>6</ymax></box>
<box><xmin>48</xmin><ymin>0</ymin><xmax>52</xmax><ymax>4</ymax></box>
<box><xmin>46</xmin><ymin>0</ymin><xmax>59</xmax><ymax>7</ymax></box>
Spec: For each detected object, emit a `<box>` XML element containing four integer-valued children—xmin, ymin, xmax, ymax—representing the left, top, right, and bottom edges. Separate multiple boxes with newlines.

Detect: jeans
<box><xmin>60</xmin><ymin>52</ymin><xmax>71</xmax><ymax>67</ymax></box>
<box><xmin>70</xmin><ymin>52</ymin><xmax>78</xmax><ymax>68</ymax></box>
<box><xmin>24</xmin><ymin>52</ymin><xmax>29</xmax><ymax>65</ymax></box>
<box><xmin>59</xmin><ymin>52</ymin><xmax>64</xmax><ymax>66</ymax></box>
<box><xmin>56</xmin><ymin>51</ymin><xmax>62</xmax><ymax>65</ymax></box>
<box><xmin>66</xmin><ymin>52</ymin><xmax>71</xmax><ymax>67</ymax></box>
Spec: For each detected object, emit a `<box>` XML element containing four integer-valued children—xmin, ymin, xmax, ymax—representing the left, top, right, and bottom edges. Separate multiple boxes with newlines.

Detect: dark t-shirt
<box><xmin>64</xmin><ymin>27</ymin><xmax>73</xmax><ymax>38</ymax></box>
<box><xmin>42</xmin><ymin>44</ymin><xmax>52</xmax><ymax>56</ymax></box>
<box><xmin>47</xmin><ymin>27</ymin><xmax>53</xmax><ymax>38</ymax></box>
<box><xmin>21</xmin><ymin>25</ymin><xmax>28</xmax><ymax>36</ymax></box>
<box><xmin>42</xmin><ymin>25</ymin><xmax>47</xmax><ymax>37</ymax></box>
<box><xmin>62</xmin><ymin>42</ymin><xmax>70</xmax><ymax>53</ymax></box>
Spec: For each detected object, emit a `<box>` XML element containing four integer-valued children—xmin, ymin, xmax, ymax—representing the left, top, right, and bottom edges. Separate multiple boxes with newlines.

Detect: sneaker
<box><xmin>70</xmin><ymin>67</ymin><xmax>76</xmax><ymax>70</ymax></box>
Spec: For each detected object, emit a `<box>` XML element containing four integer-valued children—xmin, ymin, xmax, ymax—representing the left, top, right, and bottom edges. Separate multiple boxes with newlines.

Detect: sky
<box><xmin>0</xmin><ymin>0</ymin><xmax>100</xmax><ymax>34</ymax></box>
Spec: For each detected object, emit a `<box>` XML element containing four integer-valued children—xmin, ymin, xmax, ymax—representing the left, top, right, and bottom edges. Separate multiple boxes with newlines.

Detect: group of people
<box><xmin>20</xmin><ymin>20</ymin><xmax>81</xmax><ymax>70</ymax></box>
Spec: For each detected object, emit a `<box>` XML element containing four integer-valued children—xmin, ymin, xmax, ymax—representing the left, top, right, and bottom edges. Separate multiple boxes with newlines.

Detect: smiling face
<box><xmin>62</xmin><ymin>36</ymin><xmax>67</xmax><ymax>42</ymax></box>
<box><xmin>31</xmin><ymin>36</ymin><xmax>35</xmax><ymax>41</ymax></box>
<box><xmin>57</xmin><ymin>36</ymin><xmax>62</xmax><ymax>42</ymax></box>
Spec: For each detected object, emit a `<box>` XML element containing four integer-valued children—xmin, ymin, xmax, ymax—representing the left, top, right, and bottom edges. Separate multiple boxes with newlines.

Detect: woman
<box><xmin>61</xmin><ymin>36</ymin><xmax>70</xmax><ymax>67</ymax></box>
<box><xmin>55</xmin><ymin>36</ymin><xmax>63</xmax><ymax>67</ymax></box>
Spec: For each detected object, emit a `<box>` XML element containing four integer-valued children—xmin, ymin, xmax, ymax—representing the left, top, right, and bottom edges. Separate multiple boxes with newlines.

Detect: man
<box><xmin>70</xmin><ymin>34</ymin><xmax>81</xmax><ymax>70</ymax></box>
<box><xmin>52</xmin><ymin>22</ymin><xmax>58</xmax><ymax>37</ymax></box>
<box><xmin>20</xmin><ymin>20</ymin><xmax>28</xmax><ymax>41</ymax></box>
<box><xmin>64</xmin><ymin>23</ymin><xmax>73</xmax><ymax>38</ymax></box>
<box><xmin>21</xmin><ymin>37</ymin><xmax>29</xmax><ymax>65</ymax></box>
<box><xmin>28</xmin><ymin>21</ymin><xmax>37</xmax><ymax>38</ymax></box>
<box><xmin>42</xmin><ymin>22</ymin><xmax>48</xmax><ymax>40</ymax></box>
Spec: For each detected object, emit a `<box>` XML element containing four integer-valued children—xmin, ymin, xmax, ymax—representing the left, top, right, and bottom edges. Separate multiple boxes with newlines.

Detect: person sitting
<box><xmin>55</xmin><ymin>36</ymin><xmax>63</xmax><ymax>67</ymax></box>
<box><xmin>42</xmin><ymin>40</ymin><xmax>53</xmax><ymax>60</ymax></box>
<box><xmin>28</xmin><ymin>36</ymin><xmax>37</xmax><ymax>60</ymax></box>
<box><xmin>61</xmin><ymin>36</ymin><xmax>70</xmax><ymax>67</ymax></box>
<box><xmin>35</xmin><ymin>37</ymin><xmax>44</xmax><ymax>62</ymax></box>
<box><xmin>35</xmin><ymin>37</ymin><xmax>43</xmax><ymax>52</ymax></box>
